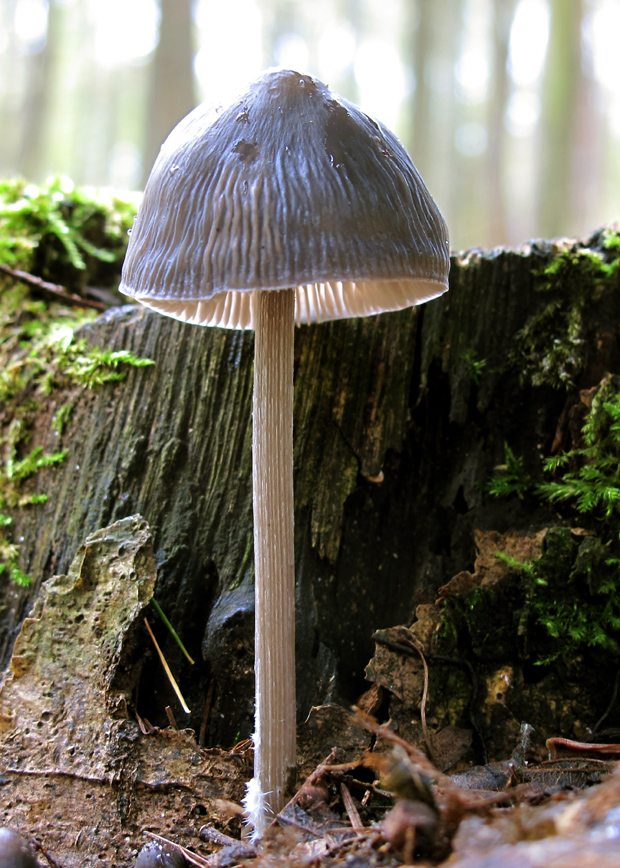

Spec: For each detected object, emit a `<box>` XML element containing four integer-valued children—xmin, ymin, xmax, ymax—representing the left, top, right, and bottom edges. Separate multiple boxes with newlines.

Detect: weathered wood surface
<box><xmin>0</xmin><ymin>516</ymin><xmax>251</xmax><ymax>866</ymax></box>
<box><xmin>1</xmin><ymin>230</ymin><xmax>616</xmax><ymax>751</ymax></box>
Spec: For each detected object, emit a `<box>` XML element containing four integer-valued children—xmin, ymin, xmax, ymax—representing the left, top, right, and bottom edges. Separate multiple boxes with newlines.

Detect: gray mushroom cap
<box><xmin>120</xmin><ymin>68</ymin><xmax>449</xmax><ymax>329</ymax></box>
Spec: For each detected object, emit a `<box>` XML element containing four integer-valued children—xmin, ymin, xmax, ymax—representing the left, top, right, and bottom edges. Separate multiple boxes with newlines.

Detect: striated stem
<box><xmin>249</xmin><ymin>287</ymin><xmax>296</xmax><ymax>834</ymax></box>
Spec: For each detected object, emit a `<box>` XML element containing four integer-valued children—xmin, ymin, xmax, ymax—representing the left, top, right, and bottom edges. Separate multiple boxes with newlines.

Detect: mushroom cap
<box><xmin>120</xmin><ymin>68</ymin><xmax>449</xmax><ymax>329</ymax></box>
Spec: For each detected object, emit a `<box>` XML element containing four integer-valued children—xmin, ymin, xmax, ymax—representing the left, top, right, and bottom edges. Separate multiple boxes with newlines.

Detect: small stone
<box><xmin>0</xmin><ymin>828</ymin><xmax>37</xmax><ymax>868</ymax></box>
<box><xmin>135</xmin><ymin>840</ymin><xmax>186</xmax><ymax>867</ymax></box>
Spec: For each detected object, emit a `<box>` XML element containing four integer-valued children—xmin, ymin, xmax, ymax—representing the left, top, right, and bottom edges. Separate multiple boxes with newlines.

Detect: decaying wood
<box><xmin>2</xmin><ymin>227</ymin><xmax>620</xmax><ymax>790</ymax></box>
<box><xmin>0</xmin><ymin>516</ymin><xmax>251</xmax><ymax>866</ymax></box>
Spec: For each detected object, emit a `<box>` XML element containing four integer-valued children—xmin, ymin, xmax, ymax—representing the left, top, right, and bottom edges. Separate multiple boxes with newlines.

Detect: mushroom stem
<box><xmin>251</xmin><ymin>287</ymin><xmax>296</xmax><ymax>831</ymax></box>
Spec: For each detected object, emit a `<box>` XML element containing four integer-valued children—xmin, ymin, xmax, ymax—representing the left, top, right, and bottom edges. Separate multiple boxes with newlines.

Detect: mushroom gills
<box><xmin>137</xmin><ymin>276</ymin><xmax>447</xmax><ymax>330</ymax></box>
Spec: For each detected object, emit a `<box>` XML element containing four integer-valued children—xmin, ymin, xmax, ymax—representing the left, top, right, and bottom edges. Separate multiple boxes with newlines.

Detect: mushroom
<box><xmin>119</xmin><ymin>68</ymin><xmax>449</xmax><ymax>836</ymax></box>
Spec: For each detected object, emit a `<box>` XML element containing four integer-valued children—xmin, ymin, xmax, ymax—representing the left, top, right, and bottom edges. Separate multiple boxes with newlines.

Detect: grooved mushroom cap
<box><xmin>120</xmin><ymin>68</ymin><xmax>449</xmax><ymax>329</ymax></box>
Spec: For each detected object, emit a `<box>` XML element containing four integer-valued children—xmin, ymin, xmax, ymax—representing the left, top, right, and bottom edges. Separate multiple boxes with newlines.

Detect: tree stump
<box><xmin>1</xmin><ymin>226</ymin><xmax>619</xmax><ymax>771</ymax></box>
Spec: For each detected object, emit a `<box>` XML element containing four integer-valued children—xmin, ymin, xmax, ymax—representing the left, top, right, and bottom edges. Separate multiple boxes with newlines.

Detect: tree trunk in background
<box><xmin>4</xmin><ymin>230</ymin><xmax>618</xmax><ymax>752</ymax></box>
<box><xmin>404</xmin><ymin>0</ymin><xmax>460</xmax><ymax>240</ymax></box>
<box><xmin>486</xmin><ymin>0</ymin><xmax>517</xmax><ymax>246</ymax></box>
<box><xmin>537</xmin><ymin>0</ymin><xmax>582</xmax><ymax>238</ymax></box>
<box><xmin>403</xmin><ymin>0</ymin><xmax>432</xmax><ymax>172</ymax></box>
<box><xmin>17</xmin><ymin>0</ymin><xmax>60</xmax><ymax>180</ymax></box>
<box><xmin>142</xmin><ymin>0</ymin><xmax>197</xmax><ymax>183</ymax></box>
<box><xmin>570</xmin><ymin>0</ymin><xmax>606</xmax><ymax>240</ymax></box>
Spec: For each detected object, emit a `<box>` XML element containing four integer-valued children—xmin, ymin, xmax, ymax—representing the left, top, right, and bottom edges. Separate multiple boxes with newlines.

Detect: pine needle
<box><xmin>144</xmin><ymin>617</ymin><xmax>190</xmax><ymax>714</ymax></box>
<box><xmin>151</xmin><ymin>598</ymin><xmax>195</xmax><ymax>664</ymax></box>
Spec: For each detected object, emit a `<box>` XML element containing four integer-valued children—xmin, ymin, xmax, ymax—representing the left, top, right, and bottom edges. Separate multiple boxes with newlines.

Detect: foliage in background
<box><xmin>0</xmin><ymin>178</ymin><xmax>147</xmax><ymax>585</ymax></box>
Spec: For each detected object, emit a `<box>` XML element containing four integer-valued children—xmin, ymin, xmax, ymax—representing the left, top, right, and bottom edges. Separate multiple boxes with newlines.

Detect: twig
<box><xmin>340</xmin><ymin>783</ymin><xmax>364</xmax><ymax>836</ymax></box>
<box><xmin>0</xmin><ymin>263</ymin><xmax>105</xmax><ymax>311</ymax></box>
<box><xmin>320</xmin><ymin>760</ymin><xmax>364</xmax><ymax>771</ymax></box>
<box><xmin>136</xmin><ymin>711</ymin><xmax>155</xmax><ymax>734</ymax></box>
<box><xmin>199</xmin><ymin>825</ymin><xmax>241</xmax><ymax>847</ymax></box>
<box><xmin>386</xmin><ymin>634</ymin><xmax>435</xmax><ymax>763</ymax></box>
<box><xmin>165</xmin><ymin>706</ymin><xmax>178</xmax><ymax>729</ymax></box>
<box><xmin>144</xmin><ymin>617</ymin><xmax>191</xmax><ymax>714</ymax></box>
<box><xmin>31</xmin><ymin>837</ymin><xmax>64</xmax><ymax>868</ymax></box>
<box><xmin>284</xmin><ymin>747</ymin><xmax>341</xmax><ymax>811</ymax></box>
<box><xmin>265</xmin><ymin>747</ymin><xmax>344</xmax><ymax>835</ymax></box>
<box><xmin>352</xmin><ymin>706</ymin><xmax>447</xmax><ymax>784</ymax></box>
<box><xmin>273</xmin><ymin>814</ymin><xmax>324</xmax><ymax>838</ymax></box>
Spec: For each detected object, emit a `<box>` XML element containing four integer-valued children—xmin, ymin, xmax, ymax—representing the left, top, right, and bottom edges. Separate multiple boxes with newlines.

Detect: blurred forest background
<box><xmin>1</xmin><ymin>0</ymin><xmax>619</xmax><ymax>251</ymax></box>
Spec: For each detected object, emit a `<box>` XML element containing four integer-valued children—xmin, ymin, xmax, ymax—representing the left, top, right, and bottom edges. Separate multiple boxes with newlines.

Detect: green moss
<box><xmin>511</xmin><ymin>229</ymin><xmax>620</xmax><ymax>389</ymax></box>
<box><xmin>461</xmin><ymin>348</ymin><xmax>487</xmax><ymax>384</ymax></box>
<box><xmin>484</xmin><ymin>443</ymin><xmax>531</xmax><ymax>499</ymax></box>
<box><xmin>0</xmin><ymin>175</ymin><xmax>136</xmax><ymax>278</ymax></box>
<box><xmin>0</xmin><ymin>420</ymin><xmax>68</xmax><ymax>586</ymax></box>
<box><xmin>539</xmin><ymin>375</ymin><xmax>620</xmax><ymax>526</ymax></box>
<box><xmin>1</xmin><ymin>317</ymin><xmax>154</xmax><ymax>402</ymax></box>
<box><xmin>440</xmin><ymin>577</ymin><xmax>525</xmax><ymax>663</ymax></box>
<box><xmin>481</xmin><ymin>376</ymin><xmax>620</xmax><ymax>663</ymax></box>
<box><xmin>500</xmin><ymin>529</ymin><xmax>620</xmax><ymax>665</ymax></box>
<box><xmin>0</xmin><ymin>177</ymin><xmax>148</xmax><ymax>585</ymax></box>
<box><xmin>439</xmin><ymin>525</ymin><xmax>620</xmax><ymax>668</ymax></box>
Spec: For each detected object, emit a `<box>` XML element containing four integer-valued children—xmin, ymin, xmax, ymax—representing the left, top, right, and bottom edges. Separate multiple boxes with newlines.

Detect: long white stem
<box><xmin>249</xmin><ymin>288</ymin><xmax>296</xmax><ymax>835</ymax></box>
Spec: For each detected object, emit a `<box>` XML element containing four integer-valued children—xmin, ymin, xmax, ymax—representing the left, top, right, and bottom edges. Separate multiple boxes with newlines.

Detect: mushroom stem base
<box><xmin>251</xmin><ymin>287</ymin><xmax>296</xmax><ymax>831</ymax></box>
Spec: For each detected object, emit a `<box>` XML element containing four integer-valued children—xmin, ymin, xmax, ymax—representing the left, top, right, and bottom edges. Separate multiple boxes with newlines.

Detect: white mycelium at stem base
<box><xmin>247</xmin><ymin>288</ymin><xmax>296</xmax><ymax>834</ymax></box>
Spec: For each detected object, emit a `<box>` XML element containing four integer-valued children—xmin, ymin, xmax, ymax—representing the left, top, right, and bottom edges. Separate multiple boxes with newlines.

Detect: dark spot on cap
<box><xmin>233</xmin><ymin>140</ymin><xmax>259</xmax><ymax>163</ymax></box>
<box><xmin>325</xmin><ymin>100</ymin><xmax>394</xmax><ymax>171</ymax></box>
<box><xmin>324</xmin><ymin>101</ymin><xmax>358</xmax><ymax>171</ymax></box>
<box><xmin>235</xmin><ymin>109</ymin><xmax>250</xmax><ymax>123</ymax></box>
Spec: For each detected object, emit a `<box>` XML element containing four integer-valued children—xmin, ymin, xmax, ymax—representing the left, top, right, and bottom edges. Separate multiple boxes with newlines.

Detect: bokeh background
<box><xmin>1</xmin><ymin>0</ymin><xmax>619</xmax><ymax>251</ymax></box>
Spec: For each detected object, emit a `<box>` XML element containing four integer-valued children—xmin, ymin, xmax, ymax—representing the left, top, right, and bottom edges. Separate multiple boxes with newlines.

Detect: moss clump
<box><xmin>440</xmin><ymin>527</ymin><xmax>620</xmax><ymax>668</ymax></box>
<box><xmin>439</xmin><ymin>574</ymin><xmax>526</xmax><ymax>663</ymax></box>
<box><xmin>460</xmin><ymin>348</ymin><xmax>487</xmax><ymax>384</ymax></box>
<box><xmin>511</xmin><ymin>229</ymin><xmax>620</xmax><ymax>389</ymax></box>
<box><xmin>539</xmin><ymin>374</ymin><xmax>620</xmax><ymax>524</ymax></box>
<box><xmin>497</xmin><ymin>528</ymin><xmax>620</xmax><ymax>665</ymax></box>
<box><xmin>0</xmin><ymin>175</ymin><xmax>137</xmax><ymax>283</ymax></box>
<box><xmin>482</xmin><ymin>370</ymin><xmax>620</xmax><ymax>664</ymax></box>
<box><xmin>1</xmin><ymin>321</ymin><xmax>154</xmax><ymax>402</ymax></box>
